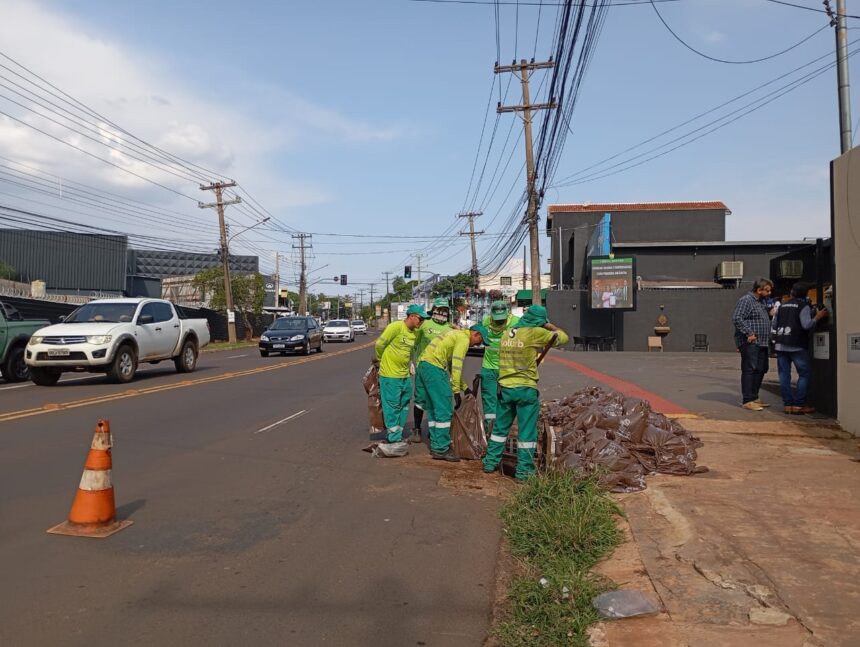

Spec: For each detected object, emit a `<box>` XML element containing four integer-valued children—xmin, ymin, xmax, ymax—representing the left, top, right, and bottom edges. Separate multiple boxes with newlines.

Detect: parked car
<box><xmin>323</xmin><ymin>319</ymin><xmax>354</xmax><ymax>343</ymax></box>
<box><xmin>259</xmin><ymin>316</ymin><xmax>322</xmax><ymax>356</ymax></box>
<box><xmin>351</xmin><ymin>320</ymin><xmax>368</xmax><ymax>335</ymax></box>
<box><xmin>0</xmin><ymin>301</ymin><xmax>50</xmax><ymax>382</ymax></box>
<box><xmin>25</xmin><ymin>298</ymin><xmax>210</xmax><ymax>385</ymax></box>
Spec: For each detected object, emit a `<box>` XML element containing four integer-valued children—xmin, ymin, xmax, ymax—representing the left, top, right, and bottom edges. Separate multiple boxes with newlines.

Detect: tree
<box><xmin>0</xmin><ymin>261</ymin><xmax>15</xmax><ymax>281</ymax></box>
<box><xmin>431</xmin><ymin>273</ymin><xmax>475</xmax><ymax>299</ymax></box>
<box><xmin>192</xmin><ymin>269</ymin><xmax>265</xmax><ymax>340</ymax></box>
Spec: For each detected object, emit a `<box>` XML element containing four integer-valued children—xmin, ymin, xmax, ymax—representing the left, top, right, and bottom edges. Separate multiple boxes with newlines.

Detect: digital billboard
<box><xmin>589</xmin><ymin>256</ymin><xmax>636</xmax><ymax>310</ymax></box>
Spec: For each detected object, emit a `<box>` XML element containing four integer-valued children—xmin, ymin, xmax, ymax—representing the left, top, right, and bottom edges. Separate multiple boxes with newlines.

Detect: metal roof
<box><xmin>548</xmin><ymin>201</ymin><xmax>730</xmax><ymax>214</ymax></box>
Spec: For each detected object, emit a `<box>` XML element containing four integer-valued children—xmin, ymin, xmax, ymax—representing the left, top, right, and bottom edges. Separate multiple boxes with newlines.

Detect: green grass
<box><xmin>495</xmin><ymin>472</ymin><xmax>622</xmax><ymax>647</ymax></box>
<box><xmin>203</xmin><ymin>340</ymin><xmax>258</xmax><ymax>353</ymax></box>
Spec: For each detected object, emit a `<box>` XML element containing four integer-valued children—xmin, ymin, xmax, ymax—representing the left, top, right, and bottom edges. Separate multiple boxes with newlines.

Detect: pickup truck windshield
<box><xmin>65</xmin><ymin>303</ymin><xmax>137</xmax><ymax>323</ymax></box>
<box><xmin>271</xmin><ymin>318</ymin><xmax>307</xmax><ymax>330</ymax></box>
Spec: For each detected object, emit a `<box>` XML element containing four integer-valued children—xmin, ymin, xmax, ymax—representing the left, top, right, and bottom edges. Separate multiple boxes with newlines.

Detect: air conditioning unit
<box><xmin>779</xmin><ymin>260</ymin><xmax>803</xmax><ymax>279</ymax></box>
<box><xmin>717</xmin><ymin>261</ymin><xmax>744</xmax><ymax>281</ymax></box>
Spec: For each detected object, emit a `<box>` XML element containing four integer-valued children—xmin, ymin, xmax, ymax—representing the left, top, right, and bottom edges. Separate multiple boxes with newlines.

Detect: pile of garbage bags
<box><xmin>362</xmin><ymin>364</ymin><xmax>387</xmax><ymax>441</ymax></box>
<box><xmin>541</xmin><ymin>386</ymin><xmax>707</xmax><ymax>492</ymax></box>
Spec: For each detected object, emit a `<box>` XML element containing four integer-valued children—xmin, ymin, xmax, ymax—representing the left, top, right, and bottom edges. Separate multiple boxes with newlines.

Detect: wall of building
<box><xmin>127</xmin><ymin>249</ymin><xmax>259</xmax><ymax>279</ymax></box>
<box><xmin>832</xmin><ymin>150</ymin><xmax>860</xmax><ymax>436</ymax></box>
<box><xmin>0</xmin><ymin>230</ymin><xmax>127</xmax><ymax>292</ymax></box>
<box><xmin>546</xmin><ymin>287</ymin><xmax>744</xmax><ymax>352</ymax></box>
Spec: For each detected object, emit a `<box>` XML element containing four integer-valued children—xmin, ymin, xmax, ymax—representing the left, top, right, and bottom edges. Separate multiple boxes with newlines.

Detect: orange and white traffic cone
<box><xmin>47</xmin><ymin>419</ymin><xmax>133</xmax><ymax>538</ymax></box>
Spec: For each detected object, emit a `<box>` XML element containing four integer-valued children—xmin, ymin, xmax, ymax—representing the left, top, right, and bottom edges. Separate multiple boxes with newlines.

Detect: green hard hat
<box><xmin>432</xmin><ymin>297</ymin><xmax>450</xmax><ymax>310</ymax></box>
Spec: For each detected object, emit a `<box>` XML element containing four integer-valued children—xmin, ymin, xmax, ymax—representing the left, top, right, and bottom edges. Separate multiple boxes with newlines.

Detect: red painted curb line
<box><xmin>546</xmin><ymin>354</ymin><xmax>691</xmax><ymax>415</ymax></box>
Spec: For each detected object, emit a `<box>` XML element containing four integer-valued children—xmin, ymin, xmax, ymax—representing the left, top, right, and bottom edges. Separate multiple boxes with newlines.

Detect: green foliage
<box><xmin>430</xmin><ymin>272</ymin><xmax>475</xmax><ymax>298</ymax></box>
<box><xmin>0</xmin><ymin>261</ymin><xmax>16</xmax><ymax>280</ymax></box>
<box><xmin>495</xmin><ymin>472</ymin><xmax>621</xmax><ymax>647</ymax></box>
<box><xmin>192</xmin><ymin>268</ymin><xmax>265</xmax><ymax>315</ymax></box>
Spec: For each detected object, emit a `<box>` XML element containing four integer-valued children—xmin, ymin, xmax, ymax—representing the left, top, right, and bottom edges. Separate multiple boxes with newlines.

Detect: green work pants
<box><xmin>480</xmin><ymin>367</ymin><xmax>499</xmax><ymax>423</ymax></box>
<box><xmin>415</xmin><ymin>361</ymin><xmax>453</xmax><ymax>454</ymax></box>
<box><xmin>379</xmin><ymin>376</ymin><xmax>411</xmax><ymax>442</ymax></box>
<box><xmin>482</xmin><ymin>386</ymin><xmax>540</xmax><ymax>480</ymax></box>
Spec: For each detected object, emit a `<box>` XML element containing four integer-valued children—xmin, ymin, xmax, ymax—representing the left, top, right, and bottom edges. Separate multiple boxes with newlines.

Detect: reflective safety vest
<box><xmin>413</xmin><ymin>318</ymin><xmax>452</xmax><ymax>362</ymax></box>
<box><xmin>481</xmin><ymin>313</ymin><xmax>519</xmax><ymax>370</ymax></box>
<box><xmin>375</xmin><ymin>321</ymin><xmax>417</xmax><ymax>378</ymax></box>
<box><xmin>419</xmin><ymin>329</ymin><xmax>471</xmax><ymax>392</ymax></box>
<box><xmin>499</xmin><ymin>326</ymin><xmax>569</xmax><ymax>390</ymax></box>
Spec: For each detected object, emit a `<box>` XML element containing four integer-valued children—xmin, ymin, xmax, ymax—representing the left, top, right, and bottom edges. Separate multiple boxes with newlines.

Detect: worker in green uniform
<box><xmin>374</xmin><ymin>304</ymin><xmax>429</xmax><ymax>445</ymax></box>
<box><xmin>409</xmin><ymin>298</ymin><xmax>454</xmax><ymax>443</ymax></box>
<box><xmin>480</xmin><ymin>300</ymin><xmax>519</xmax><ymax>438</ymax></box>
<box><xmin>482</xmin><ymin>305</ymin><xmax>568</xmax><ymax>480</ymax></box>
<box><xmin>415</xmin><ymin>324</ymin><xmax>490</xmax><ymax>462</ymax></box>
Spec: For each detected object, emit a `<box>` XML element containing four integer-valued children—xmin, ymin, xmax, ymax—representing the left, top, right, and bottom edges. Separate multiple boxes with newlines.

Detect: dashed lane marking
<box><xmin>0</xmin><ymin>341</ymin><xmax>375</xmax><ymax>424</ymax></box>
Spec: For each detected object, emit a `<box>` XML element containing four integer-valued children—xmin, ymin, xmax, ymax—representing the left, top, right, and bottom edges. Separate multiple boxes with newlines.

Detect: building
<box><xmin>126</xmin><ymin>249</ymin><xmax>258</xmax><ymax>280</ymax></box>
<box><xmin>544</xmin><ymin>202</ymin><xmax>811</xmax><ymax>352</ymax></box>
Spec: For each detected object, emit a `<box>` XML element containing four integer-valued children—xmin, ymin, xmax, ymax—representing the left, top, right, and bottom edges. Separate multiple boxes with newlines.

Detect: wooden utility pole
<box><xmin>199</xmin><ymin>180</ymin><xmax>241</xmax><ymax>342</ymax></box>
<box><xmin>496</xmin><ymin>59</ymin><xmax>556</xmax><ymax>305</ymax></box>
<box><xmin>522</xmin><ymin>245</ymin><xmax>527</xmax><ymax>290</ymax></box>
<box><xmin>458</xmin><ymin>211</ymin><xmax>484</xmax><ymax>290</ymax></box>
<box><xmin>292</xmin><ymin>233</ymin><xmax>311</xmax><ymax>315</ymax></box>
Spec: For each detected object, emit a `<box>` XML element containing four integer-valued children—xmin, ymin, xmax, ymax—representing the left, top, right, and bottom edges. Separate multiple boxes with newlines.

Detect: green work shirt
<box><xmin>413</xmin><ymin>318</ymin><xmax>452</xmax><ymax>362</ymax></box>
<box><xmin>375</xmin><ymin>321</ymin><xmax>417</xmax><ymax>379</ymax></box>
<box><xmin>499</xmin><ymin>326</ymin><xmax>569</xmax><ymax>390</ymax></box>
<box><xmin>481</xmin><ymin>313</ymin><xmax>520</xmax><ymax>370</ymax></box>
<box><xmin>419</xmin><ymin>329</ymin><xmax>471</xmax><ymax>393</ymax></box>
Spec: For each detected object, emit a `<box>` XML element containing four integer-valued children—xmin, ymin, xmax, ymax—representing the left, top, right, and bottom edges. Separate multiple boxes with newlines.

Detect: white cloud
<box><xmin>0</xmin><ymin>0</ymin><xmax>399</xmax><ymax>245</ymax></box>
<box><xmin>703</xmin><ymin>30</ymin><xmax>726</xmax><ymax>44</ymax></box>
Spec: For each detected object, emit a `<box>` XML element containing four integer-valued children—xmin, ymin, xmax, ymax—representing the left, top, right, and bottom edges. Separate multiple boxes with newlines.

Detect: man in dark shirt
<box><xmin>732</xmin><ymin>278</ymin><xmax>774</xmax><ymax>411</ymax></box>
<box><xmin>772</xmin><ymin>283</ymin><xmax>829</xmax><ymax>414</ymax></box>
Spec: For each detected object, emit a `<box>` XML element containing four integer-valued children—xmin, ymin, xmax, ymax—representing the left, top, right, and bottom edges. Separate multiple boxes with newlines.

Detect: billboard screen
<box><xmin>589</xmin><ymin>256</ymin><xmax>636</xmax><ymax>310</ymax></box>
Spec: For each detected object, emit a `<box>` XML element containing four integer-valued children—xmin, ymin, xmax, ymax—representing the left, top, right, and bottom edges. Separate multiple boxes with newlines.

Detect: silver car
<box><xmin>323</xmin><ymin>319</ymin><xmax>354</xmax><ymax>343</ymax></box>
<box><xmin>351</xmin><ymin>320</ymin><xmax>368</xmax><ymax>335</ymax></box>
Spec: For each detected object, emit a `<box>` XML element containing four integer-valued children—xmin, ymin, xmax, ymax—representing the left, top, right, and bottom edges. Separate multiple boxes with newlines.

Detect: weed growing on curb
<box><xmin>495</xmin><ymin>472</ymin><xmax>622</xmax><ymax>647</ymax></box>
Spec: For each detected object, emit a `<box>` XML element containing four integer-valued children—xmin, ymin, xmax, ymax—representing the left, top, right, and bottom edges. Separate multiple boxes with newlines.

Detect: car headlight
<box><xmin>290</xmin><ymin>335</ymin><xmax>305</xmax><ymax>341</ymax></box>
<box><xmin>28</xmin><ymin>336</ymin><xmax>43</xmax><ymax>346</ymax></box>
<box><xmin>86</xmin><ymin>335</ymin><xmax>112</xmax><ymax>345</ymax></box>
<box><xmin>260</xmin><ymin>335</ymin><xmax>269</xmax><ymax>342</ymax></box>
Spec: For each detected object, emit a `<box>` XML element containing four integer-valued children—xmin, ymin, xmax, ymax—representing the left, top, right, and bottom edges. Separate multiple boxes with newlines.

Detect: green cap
<box><xmin>431</xmin><ymin>297</ymin><xmax>450</xmax><ymax>310</ymax></box>
<box><xmin>490</xmin><ymin>300</ymin><xmax>509</xmax><ymax>321</ymax></box>
<box><xmin>470</xmin><ymin>323</ymin><xmax>491</xmax><ymax>346</ymax></box>
<box><xmin>406</xmin><ymin>304</ymin><xmax>429</xmax><ymax>319</ymax></box>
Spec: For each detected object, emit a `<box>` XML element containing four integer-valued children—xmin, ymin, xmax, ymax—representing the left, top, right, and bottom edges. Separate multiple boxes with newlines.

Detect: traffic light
<box><xmin>340</xmin><ymin>274</ymin><xmax>348</xmax><ymax>285</ymax></box>
<box><xmin>404</xmin><ymin>265</ymin><xmax>412</xmax><ymax>279</ymax></box>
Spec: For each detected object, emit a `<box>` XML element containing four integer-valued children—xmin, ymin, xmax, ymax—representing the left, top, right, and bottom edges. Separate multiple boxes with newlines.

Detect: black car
<box><xmin>259</xmin><ymin>316</ymin><xmax>323</xmax><ymax>357</ymax></box>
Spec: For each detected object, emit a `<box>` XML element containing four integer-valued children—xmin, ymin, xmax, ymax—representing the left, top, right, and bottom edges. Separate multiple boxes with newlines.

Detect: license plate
<box><xmin>272</xmin><ymin>344</ymin><xmax>286</xmax><ymax>349</ymax></box>
<box><xmin>47</xmin><ymin>348</ymin><xmax>70</xmax><ymax>357</ymax></box>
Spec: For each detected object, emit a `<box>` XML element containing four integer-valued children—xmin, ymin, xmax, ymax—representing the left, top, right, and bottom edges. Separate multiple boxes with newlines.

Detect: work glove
<box><xmin>371</xmin><ymin>358</ymin><xmax>380</xmax><ymax>368</ymax></box>
<box><xmin>409</xmin><ymin>362</ymin><xmax>415</xmax><ymax>376</ymax></box>
<box><xmin>454</xmin><ymin>393</ymin><xmax>462</xmax><ymax>409</ymax></box>
<box><xmin>463</xmin><ymin>387</ymin><xmax>473</xmax><ymax>397</ymax></box>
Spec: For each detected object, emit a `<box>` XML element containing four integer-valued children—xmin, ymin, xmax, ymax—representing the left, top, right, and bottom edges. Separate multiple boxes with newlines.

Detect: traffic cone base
<box><xmin>47</xmin><ymin>518</ymin><xmax>133</xmax><ymax>538</ymax></box>
<box><xmin>47</xmin><ymin>419</ymin><xmax>133</xmax><ymax>539</ymax></box>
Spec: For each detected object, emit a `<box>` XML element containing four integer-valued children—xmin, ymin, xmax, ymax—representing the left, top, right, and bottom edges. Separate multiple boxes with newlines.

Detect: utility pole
<box><xmin>358</xmin><ymin>289</ymin><xmax>365</xmax><ymax>315</ymax></box>
<box><xmin>497</xmin><ymin>59</ymin><xmax>557</xmax><ymax>305</ymax></box>
<box><xmin>522</xmin><ymin>245</ymin><xmax>527</xmax><ymax>290</ymax></box>
<box><xmin>458</xmin><ymin>211</ymin><xmax>484</xmax><ymax>290</ymax></box>
<box><xmin>199</xmin><ymin>180</ymin><xmax>241</xmax><ymax>343</ymax></box>
<box><xmin>369</xmin><ymin>283</ymin><xmax>376</xmax><ymax>325</ymax></box>
<box><xmin>382</xmin><ymin>272</ymin><xmax>392</xmax><ymax>323</ymax></box>
<box><xmin>826</xmin><ymin>0</ymin><xmax>853</xmax><ymax>152</ymax></box>
<box><xmin>292</xmin><ymin>233</ymin><xmax>312</xmax><ymax>316</ymax></box>
<box><xmin>414</xmin><ymin>253</ymin><xmax>424</xmax><ymax>305</ymax></box>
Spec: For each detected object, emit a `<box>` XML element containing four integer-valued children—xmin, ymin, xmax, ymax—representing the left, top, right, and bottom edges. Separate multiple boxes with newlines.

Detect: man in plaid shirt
<box><xmin>732</xmin><ymin>277</ymin><xmax>775</xmax><ymax>411</ymax></box>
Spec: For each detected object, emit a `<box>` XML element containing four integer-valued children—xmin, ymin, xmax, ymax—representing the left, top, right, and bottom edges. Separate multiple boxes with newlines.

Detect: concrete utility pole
<box><xmin>292</xmin><ymin>233</ymin><xmax>312</xmax><ymax>316</ymax></box>
<box><xmin>369</xmin><ymin>283</ymin><xmax>375</xmax><ymax>324</ymax></box>
<box><xmin>382</xmin><ymin>271</ymin><xmax>392</xmax><ymax>300</ymax></box>
<box><xmin>199</xmin><ymin>180</ymin><xmax>241</xmax><ymax>343</ymax></box>
<box><xmin>497</xmin><ymin>59</ymin><xmax>557</xmax><ymax>306</ymax></box>
<box><xmin>827</xmin><ymin>0</ymin><xmax>853</xmax><ymax>152</ymax></box>
<box><xmin>458</xmin><ymin>211</ymin><xmax>484</xmax><ymax>290</ymax></box>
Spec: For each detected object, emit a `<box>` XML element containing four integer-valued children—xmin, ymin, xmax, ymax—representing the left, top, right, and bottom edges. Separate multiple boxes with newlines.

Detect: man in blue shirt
<box><xmin>732</xmin><ymin>277</ymin><xmax>775</xmax><ymax>411</ymax></box>
<box><xmin>772</xmin><ymin>283</ymin><xmax>829</xmax><ymax>415</ymax></box>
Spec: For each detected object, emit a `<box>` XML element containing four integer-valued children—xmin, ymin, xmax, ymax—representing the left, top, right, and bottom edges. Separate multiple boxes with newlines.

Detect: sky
<box><xmin>0</xmin><ymin>0</ymin><xmax>855</xmax><ymax>297</ymax></box>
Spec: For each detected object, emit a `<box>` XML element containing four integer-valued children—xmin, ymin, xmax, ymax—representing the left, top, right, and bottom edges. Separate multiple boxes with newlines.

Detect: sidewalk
<box><xmin>536</xmin><ymin>351</ymin><xmax>860</xmax><ymax>647</ymax></box>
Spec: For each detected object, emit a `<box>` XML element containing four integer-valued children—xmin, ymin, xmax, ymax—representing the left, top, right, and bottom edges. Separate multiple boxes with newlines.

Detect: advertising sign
<box><xmin>589</xmin><ymin>257</ymin><xmax>636</xmax><ymax>310</ymax></box>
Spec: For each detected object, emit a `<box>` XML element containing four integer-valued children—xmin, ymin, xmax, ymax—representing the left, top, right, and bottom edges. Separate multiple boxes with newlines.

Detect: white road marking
<box><xmin>227</xmin><ymin>354</ymin><xmax>248</xmax><ymax>359</ymax></box>
<box><xmin>254</xmin><ymin>410</ymin><xmax>308</xmax><ymax>435</ymax></box>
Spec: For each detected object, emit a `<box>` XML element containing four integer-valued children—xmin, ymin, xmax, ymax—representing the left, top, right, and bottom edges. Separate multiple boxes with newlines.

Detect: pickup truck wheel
<box><xmin>30</xmin><ymin>367</ymin><xmax>61</xmax><ymax>386</ymax></box>
<box><xmin>108</xmin><ymin>345</ymin><xmax>137</xmax><ymax>383</ymax></box>
<box><xmin>174</xmin><ymin>339</ymin><xmax>198</xmax><ymax>373</ymax></box>
<box><xmin>1</xmin><ymin>344</ymin><xmax>29</xmax><ymax>382</ymax></box>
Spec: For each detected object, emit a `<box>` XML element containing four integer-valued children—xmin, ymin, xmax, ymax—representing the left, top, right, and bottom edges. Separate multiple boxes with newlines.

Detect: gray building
<box><xmin>0</xmin><ymin>229</ymin><xmax>127</xmax><ymax>293</ymax></box>
<box><xmin>126</xmin><ymin>249</ymin><xmax>259</xmax><ymax>279</ymax></box>
<box><xmin>544</xmin><ymin>202</ymin><xmax>811</xmax><ymax>352</ymax></box>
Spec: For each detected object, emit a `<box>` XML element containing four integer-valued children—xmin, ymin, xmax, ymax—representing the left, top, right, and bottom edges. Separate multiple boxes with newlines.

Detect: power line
<box><xmin>649</xmin><ymin>0</ymin><xmax>830</xmax><ymax>65</ymax></box>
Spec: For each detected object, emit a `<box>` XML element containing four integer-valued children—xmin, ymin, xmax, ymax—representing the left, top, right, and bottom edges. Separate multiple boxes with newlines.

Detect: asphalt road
<box><xmin>0</xmin><ymin>336</ymin><xmax>501</xmax><ymax>647</ymax></box>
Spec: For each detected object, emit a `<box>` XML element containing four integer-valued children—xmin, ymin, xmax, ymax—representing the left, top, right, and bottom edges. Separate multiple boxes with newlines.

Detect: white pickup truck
<box><xmin>25</xmin><ymin>298</ymin><xmax>210</xmax><ymax>386</ymax></box>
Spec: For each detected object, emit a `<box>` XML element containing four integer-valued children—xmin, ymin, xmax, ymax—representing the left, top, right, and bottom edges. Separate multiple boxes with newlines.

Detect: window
<box><xmin>500</xmin><ymin>276</ymin><xmax>512</xmax><ymax>286</ymax></box>
<box><xmin>154</xmin><ymin>303</ymin><xmax>174</xmax><ymax>323</ymax></box>
<box><xmin>138</xmin><ymin>303</ymin><xmax>158</xmax><ymax>324</ymax></box>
